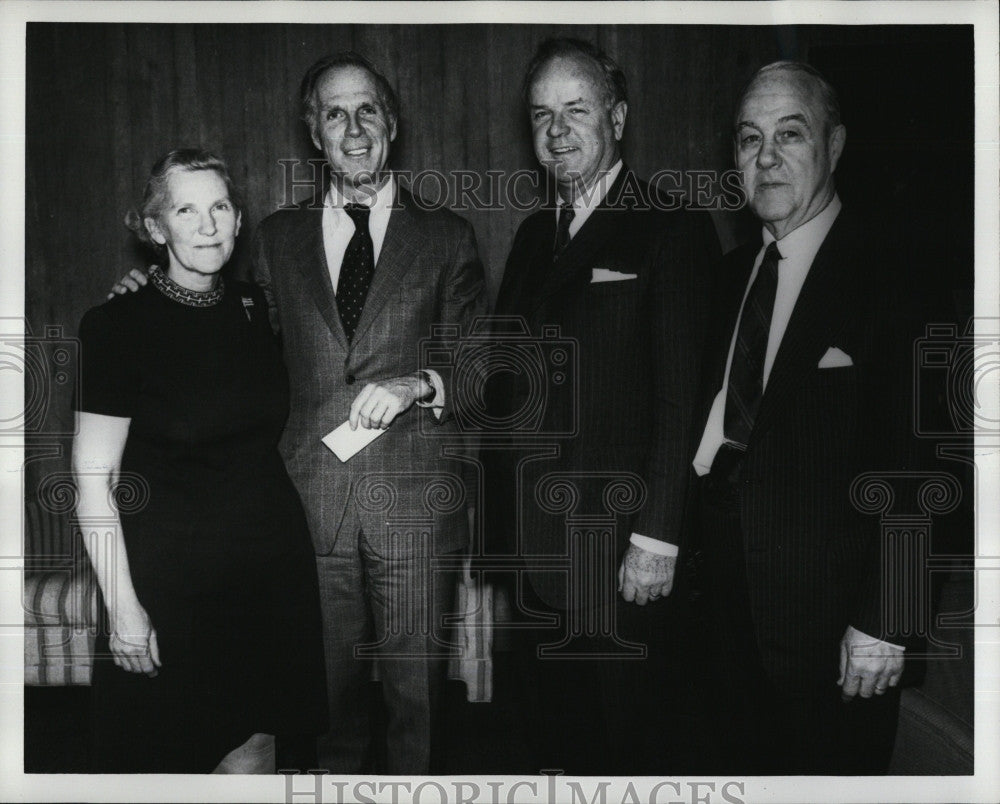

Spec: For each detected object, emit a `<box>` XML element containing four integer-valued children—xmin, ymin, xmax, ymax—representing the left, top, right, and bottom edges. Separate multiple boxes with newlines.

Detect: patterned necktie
<box><xmin>553</xmin><ymin>202</ymin><xmax>575</xmax><ymax>256</ymax></box>
<box><xmin>723</xmin><ymin>241</ymin><xmax>782</xmax><ymax>450</ymax></box>
<box><xmin>337</xmin><ymin>203</ymin><xmax>375</xmax><ymax>342</ymax></box>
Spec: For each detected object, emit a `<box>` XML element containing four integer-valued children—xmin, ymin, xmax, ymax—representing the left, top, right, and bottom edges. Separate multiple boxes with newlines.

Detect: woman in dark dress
<box><xmin>73</xmin><ymin>149</ymin><xmax>327</xmax><ymax>773</ymax></box>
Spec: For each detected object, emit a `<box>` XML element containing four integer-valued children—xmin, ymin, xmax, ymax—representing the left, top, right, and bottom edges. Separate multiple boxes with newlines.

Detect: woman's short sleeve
<box><xmin>75</xmin><ymin>306</ymin><xmax>136</xmax><ymax>418</ymax></box>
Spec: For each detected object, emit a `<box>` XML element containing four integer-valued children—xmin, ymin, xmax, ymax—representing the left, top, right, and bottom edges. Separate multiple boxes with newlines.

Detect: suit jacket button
<box><xmin>345</xmin><ymin>374</ymin><xmax>356</xmax><ymax>385</ymax></box>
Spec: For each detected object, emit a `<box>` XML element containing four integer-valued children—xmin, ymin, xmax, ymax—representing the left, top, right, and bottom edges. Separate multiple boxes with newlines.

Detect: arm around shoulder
<box><xmin>249</xmin><ymin>222</ymin><xmax>281</xmax><ymax>335</ymax></box>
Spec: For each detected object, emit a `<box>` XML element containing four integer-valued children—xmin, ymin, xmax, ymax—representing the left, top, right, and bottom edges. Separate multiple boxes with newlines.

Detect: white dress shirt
<box><xmin>636</xmin><ymin>197</ymin><xmax>843</xmax><ymax>558</ymax></box>
<box><xmin>692</xmin><ymin>195</ymin><xmax>842</xmax><ymax>477</ymax></box>
<box><xmin>322</xmin><ymin>176</ymin><xmax>444</xmax><ymax>411</ymax></box>
<box><xmin>557</xmin><ymin>160</ymin><xmax>624</xmax><ymax>236</ymax></box>
<box><xmin>322</xmin><ymin>176</ymin><xmax>395</xmax><ymax>292</ymax></box>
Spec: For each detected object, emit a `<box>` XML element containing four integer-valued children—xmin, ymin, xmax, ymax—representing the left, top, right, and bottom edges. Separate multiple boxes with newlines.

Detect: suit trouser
<box><xmin>697</xmin><ymin>474</ymin><xmax>900</xmax><ymax>774</ymax></box>
<box><xmin>509</xmin><ymin>575</ymin><xmax>699</xmax><ymax>775</ymax></box>
<box><xmin>314</xmin><ymin>522</ymin><xmax>459</xmax><ymax>774</ymax></box>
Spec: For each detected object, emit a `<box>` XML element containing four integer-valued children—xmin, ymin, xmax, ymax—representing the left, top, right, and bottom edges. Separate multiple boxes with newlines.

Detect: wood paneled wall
<box><xmin>23</xmin><ymin>23</ymin><xmax>973</xmax><ymax>486</ymax></box>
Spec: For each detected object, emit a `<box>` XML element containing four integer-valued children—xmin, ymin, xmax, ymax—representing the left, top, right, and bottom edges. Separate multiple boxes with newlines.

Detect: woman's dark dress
<box><xmin>76</xmin><ymin>271</ymin><xmax>327</xmax><ymax>773</ymax></box>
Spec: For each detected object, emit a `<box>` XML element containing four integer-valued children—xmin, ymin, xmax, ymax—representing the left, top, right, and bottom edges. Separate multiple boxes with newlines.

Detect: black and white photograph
<box><xmin>1</xmin><ymin>1</ymin><xmax>997</xmax><ymax>802</ymax></box>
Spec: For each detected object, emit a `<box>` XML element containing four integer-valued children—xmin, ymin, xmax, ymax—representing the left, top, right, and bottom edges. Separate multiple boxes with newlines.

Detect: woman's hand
<box><xmin>110</xmin><ymin>601</ymin><xmax>161</xmax><ymax>677</ymax></box>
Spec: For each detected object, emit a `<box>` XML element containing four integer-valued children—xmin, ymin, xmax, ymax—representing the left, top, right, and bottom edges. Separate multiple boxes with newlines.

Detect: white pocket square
<box><xmin>817</xmin><ymin>346</ymin><xmax>854</xmax><ymax>368</ymax></box>
<box><xmin>591</xmin><ymin>268</ymin><xmax>638</xmax><ymax>283</ymax></box>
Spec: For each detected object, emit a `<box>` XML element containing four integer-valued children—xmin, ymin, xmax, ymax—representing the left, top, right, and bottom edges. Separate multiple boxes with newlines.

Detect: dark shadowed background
<box><xmin>24</xmin><ymin>23</ymin><xmax>973</xmax><ymax>515</ymax></box>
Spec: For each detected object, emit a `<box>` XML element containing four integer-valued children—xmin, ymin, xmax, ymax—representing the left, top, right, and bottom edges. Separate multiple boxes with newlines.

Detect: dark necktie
<box><xmin>337</xmin><ymin>203</ymin><xmax>375</xmax><ymax>341</ymax></box>
<box><xmin>723</xmin><ymin>241</ymin><xmax>782</xmax><ymax>451</ymax></box>
<box><xmin>553</xmin><ymin>202</ymin><xmax>575</xmax><ymax>256</ymax></box>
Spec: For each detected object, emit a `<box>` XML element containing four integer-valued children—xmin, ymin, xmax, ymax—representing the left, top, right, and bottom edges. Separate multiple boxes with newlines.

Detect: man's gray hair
<box><xmin>299</xmin><ymin>51</ymin><xmax>400</xmax><ymax>137</ymax></box>
<box><xmin>735</xmin><ymin>61</ymin><xmax>842</xmax><ymax>134</ymax></box>
<box><xmin>522</xmin><ymin>38</ymin><xmax>628</xmax><ymax>109</ymax></box>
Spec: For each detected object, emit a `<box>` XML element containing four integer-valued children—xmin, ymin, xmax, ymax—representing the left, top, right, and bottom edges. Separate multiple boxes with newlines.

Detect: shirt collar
<box><xmin>558</xmin><ymin>160</ymin><xmax>624</xmax><ymax>212</ymax></box>
<box><xmin>762</xmin><ymin>194</ymin><xmax>842</xmax><ymax>259</ymax></box>
<box><xmin>325</xmin><ymin>173</ymin><xmax>395</xmax><ymax>213</ymax></box>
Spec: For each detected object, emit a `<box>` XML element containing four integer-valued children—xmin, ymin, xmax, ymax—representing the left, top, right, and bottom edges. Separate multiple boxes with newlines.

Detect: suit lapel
<box><xmin>350</xmin><ymin>185</ymin><xmax>426</xmax><ymax>344</ymax></box>
<box><xmin>290</xmin><ymin>206</ymin><xmax>349</xmax><ymax>349</ymax></box>
<box><xmin>515</xmin><ymin>218</ymin><xmax>558</xmax><ymax>316</ymax></box>
<box><xmin>750</xmin><ymin>213</ymin><xmax>857</xmax><ymax>444</ymax></box>
<box><xmin>528</xmin><ymin>169</ymin><xmax>634</xmax><ymax>313</ymax></box>
<box><xmin>705</xmin><ymin>244</ymin><xmax>758</xmax><ymax>406</ymax></box>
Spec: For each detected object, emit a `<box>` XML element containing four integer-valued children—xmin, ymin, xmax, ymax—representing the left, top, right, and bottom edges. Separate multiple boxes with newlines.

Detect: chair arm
<box><xmin>23</xmin><ymin>568</ymin><xmax>99</xmax><ymax>629</ymax></box>
<box><xmin>889</xmin><ymin>686</ymin><xmax>974</xmax><ymax>774</ymax></box>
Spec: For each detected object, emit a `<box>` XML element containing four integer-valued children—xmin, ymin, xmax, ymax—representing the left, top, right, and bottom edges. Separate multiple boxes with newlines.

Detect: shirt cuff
<box><xmin>854</xmin><ymin>627</ymin><xmax>906</xmax><ymax>652</ymax></box>
<box><xmin>416</xmin><ymin>369</ymin><xmax>445</xmax><ymax>420</ymax></box>
<box><xmin>629</xmin><ymin>534</ymin><xmax>679</xmax><ymax>557</ymax></box>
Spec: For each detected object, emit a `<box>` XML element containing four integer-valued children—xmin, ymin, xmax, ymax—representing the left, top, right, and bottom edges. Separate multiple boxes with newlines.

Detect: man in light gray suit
<box><xmin>252</xmin><ymin>52</ymin><xmax>486</xmax><ymax>774</ymax></box>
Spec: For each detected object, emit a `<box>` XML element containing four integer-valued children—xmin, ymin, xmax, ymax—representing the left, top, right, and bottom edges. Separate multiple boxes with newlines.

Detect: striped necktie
<box><xmin>723</xmin><ymin>241</ymin><xmax>782</xmax><ymax>450</ymax></box>
<box><xmin>553</xmin><ymin>202</ymin><xmax>575</xmax><ymax>256</ymax></box>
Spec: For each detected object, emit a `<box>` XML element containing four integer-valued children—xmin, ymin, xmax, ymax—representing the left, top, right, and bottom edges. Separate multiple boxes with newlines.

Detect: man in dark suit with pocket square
<box><xmin>482</xmin><ymin>38</ymin><xmax>718</xmax><ymax>774</ymax></box>
<box><xmin>692</xmin><ymin>61</ymin><xmax>918</xmax><ymax>774</ymax></box>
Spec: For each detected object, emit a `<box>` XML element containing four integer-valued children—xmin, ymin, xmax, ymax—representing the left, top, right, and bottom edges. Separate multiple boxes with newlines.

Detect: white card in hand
<box><xmin>322</xmin><ymin>420</ymin><xmax>386</xmax><ymax>462</ymax></box>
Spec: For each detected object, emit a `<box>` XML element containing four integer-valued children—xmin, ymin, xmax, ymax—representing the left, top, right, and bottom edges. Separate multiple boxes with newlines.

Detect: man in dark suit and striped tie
<box><xmin>485</xmin><ymin>38</ymin><xmax>718</xmax><ymax>774</ymax></box>
<box><xmin>693</xmin><ymin>61</ymin><xmax>915</xmax><ymax>773</ymax></box>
